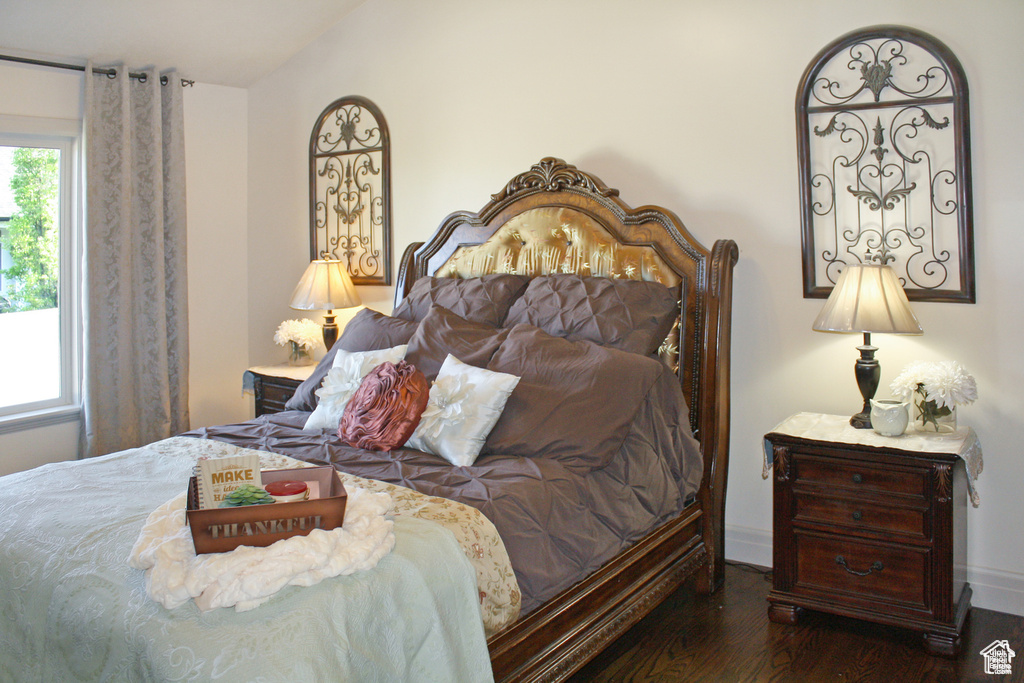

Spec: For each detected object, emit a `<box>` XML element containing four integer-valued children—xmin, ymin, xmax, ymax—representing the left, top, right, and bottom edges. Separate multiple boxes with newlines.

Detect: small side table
<box><xmin>765</xmin><ymin>413</ymin><xmax>982</xmax><ymax>657</ymax></box>
<box><xmin>244</xmin><ymin>364</ymin><xmax>316</xmax><ymax>416</ymax></box>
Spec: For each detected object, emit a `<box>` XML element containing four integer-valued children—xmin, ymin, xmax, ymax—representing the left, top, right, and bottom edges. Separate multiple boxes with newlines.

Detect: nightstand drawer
<box><xmin>796</xmin><ymin>456</ymin><xmax>927</xmax><ymax>498</ymax></box>
<box><xmin>249</xmin><ymin>370</ymin><xmax>307</xmax><ymax>417</ymax></box>
<box><xmin>794</xmin><ymin>494</ymin><xmax>927</xmax><ymax>538</ymax></box>
<box><xmin>795</xmin><ymin>533</ymin><xmax>928</xmax><ymax>608</ymax></box>
<box><xmin>260</xmin><ymin>379</ymin><xmax>296</xmax><ymax>408</ymax></box>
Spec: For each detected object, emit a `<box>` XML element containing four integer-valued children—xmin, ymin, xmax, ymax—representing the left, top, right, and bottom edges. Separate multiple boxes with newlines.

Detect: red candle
<box><xmin>265</xmin><ymin>480</ymin><xmax>308</xmax><ymax>502</ymax></box>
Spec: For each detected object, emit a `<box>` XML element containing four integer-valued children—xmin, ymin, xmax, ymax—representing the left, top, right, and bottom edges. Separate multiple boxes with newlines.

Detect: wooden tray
<box><xmin>186</xmin><ymin>466</ymin><xmax>347</xmax><ymax>554</ymax></box>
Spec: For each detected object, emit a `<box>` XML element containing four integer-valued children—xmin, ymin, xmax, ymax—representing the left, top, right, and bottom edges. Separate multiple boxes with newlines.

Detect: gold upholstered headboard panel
<box><xmin>395</xmin><ymin>157</ymin><xmax>738</xmax><ymax>441</ymax></box>
<box><xmin>438</xmin><ymin>206</ymin><xmax>681</xmax><ymax>288</ymax></box>
<box><xmin>437</xmin><ymin>205</ymin><xmax>684</xmax><ymax>368</ymax></box>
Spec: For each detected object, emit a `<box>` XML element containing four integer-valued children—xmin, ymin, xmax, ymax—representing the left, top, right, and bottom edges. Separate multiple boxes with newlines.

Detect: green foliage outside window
<box><xmin>1</xmin><ymin>147</ymin><xmax>59</xmax><ymax>312</ymax></box>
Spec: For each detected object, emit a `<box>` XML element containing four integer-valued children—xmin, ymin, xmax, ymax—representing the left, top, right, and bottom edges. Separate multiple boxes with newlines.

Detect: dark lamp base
<box><xmin>851</xmin><ymin>332</ymin><xmax>880</xmax><ymax>430</ymax></box>
<box><xmin>850</xmin><ymin>411</ymin><xmax>872</xmax><ymax>429</ymax></box>
<box><xmin>322</xmin><ymin>310</ymin><xmax>339</xmax><ymax>351</ymax></box>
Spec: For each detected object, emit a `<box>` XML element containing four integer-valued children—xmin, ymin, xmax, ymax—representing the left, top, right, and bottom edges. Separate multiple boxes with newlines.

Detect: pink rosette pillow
<box><xmin>338</xmin><ymin>360</ymin><xmax>430</xmax><ymax>452</ymax></box>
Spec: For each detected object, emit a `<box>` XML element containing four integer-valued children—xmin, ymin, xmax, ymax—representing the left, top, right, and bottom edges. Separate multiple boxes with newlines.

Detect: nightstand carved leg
<box><xmin>767</xmin><ymin>603</ymin><xmax>802</xmax><ymax>625</ymax></box>
<box><xmin>923</xmin><ymin>631</ymin><xmax>961</xmax><ymax>658</ymax></box>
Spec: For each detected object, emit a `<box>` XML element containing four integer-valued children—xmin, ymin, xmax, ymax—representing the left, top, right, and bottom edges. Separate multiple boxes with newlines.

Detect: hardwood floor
<box><xmin>568</xmin><ymin>563</ymin><xmax>1024</xmax><ymax>682</ymax></box>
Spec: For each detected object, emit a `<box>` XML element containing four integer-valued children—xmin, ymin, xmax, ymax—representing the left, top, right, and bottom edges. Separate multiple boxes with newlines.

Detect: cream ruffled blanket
<box><xmin>128</xmin><ymin>486</ymin><xmax>395</xmax><ymax>612</ymax></box>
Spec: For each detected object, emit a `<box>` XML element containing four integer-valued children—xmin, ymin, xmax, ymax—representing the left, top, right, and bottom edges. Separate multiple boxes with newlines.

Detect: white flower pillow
<box><xmin>406</xmin><ymin>354</ymin><xmax>520</xmax><ymax>466</ymax></box>
<box><xmin>302</xmin><ymin>345</ymin><xmax>408</xmax><ymax>431</ymax></box>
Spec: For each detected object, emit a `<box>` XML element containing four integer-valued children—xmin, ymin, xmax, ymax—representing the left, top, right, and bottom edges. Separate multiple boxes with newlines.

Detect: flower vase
<box><xmin>912</xmin><ymin>396</ymin><xmax>957</xmax><ymax>434</ymax></box>
<box><xmin>288</xmin><ymin>341</ymin><xmax>314</xmax><ymax>366</ymax></box>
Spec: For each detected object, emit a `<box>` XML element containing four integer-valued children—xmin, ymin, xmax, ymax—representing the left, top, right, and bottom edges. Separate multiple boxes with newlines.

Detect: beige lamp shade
<box><xmin>812</xmin><ymin>264</ymin><xmax>922</xmax><ymax>335</ymax></box>
<box><xmin>289</xmin><ymin>259</ymin><xmax>361</xmax><ymax>311</ymax></box>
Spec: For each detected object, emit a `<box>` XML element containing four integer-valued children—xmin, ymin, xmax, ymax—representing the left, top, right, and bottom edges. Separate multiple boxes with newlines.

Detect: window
<box><xmin>0</xmin><ymin>118</ymin><xmax>79</xmax><ymax>428</ymax></box>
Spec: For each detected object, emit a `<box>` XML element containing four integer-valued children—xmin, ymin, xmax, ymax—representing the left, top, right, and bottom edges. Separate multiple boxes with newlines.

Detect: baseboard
<box><xmin>723</xmin><ymin>525</ymin><xmax>1024</xmax><ymax>617</ymax></box>
<box><xmin>723</xmin><ymin>524</ymin><xmax>772</xmax><ymax>568</ymax></box>
<box><xmin>967</xmin><ymin>565</ymin><xmax>1024</xmax><ymax>617</ymax></box>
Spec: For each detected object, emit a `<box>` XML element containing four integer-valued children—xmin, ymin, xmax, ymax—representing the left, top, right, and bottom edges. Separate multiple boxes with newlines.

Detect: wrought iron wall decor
<box><xmin>797</xmin><ymin>25</ymin><xmax>974</xmax><ymax>303</ymax></box>
<box><xmin>309</xmin><ymin>96</ymin><xmax>392</xmax><ymax>285</ymax></box>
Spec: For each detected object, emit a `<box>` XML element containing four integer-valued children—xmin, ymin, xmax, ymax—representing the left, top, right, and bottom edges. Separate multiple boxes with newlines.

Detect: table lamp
<box><xmin>812</xmin><ymin>263</ymin><xmax>922</xmax><ymax>428</ymax></box>
<box><xmin>289</xmin><ymin>259</ymin><xmax>361</xmax><ymax>350</ymax></box>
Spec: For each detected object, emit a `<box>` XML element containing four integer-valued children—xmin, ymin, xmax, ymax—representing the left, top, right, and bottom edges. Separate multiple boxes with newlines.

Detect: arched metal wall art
<box><xmin>309</xmin><ymin>96</ymin><xmax>392</xmax><ymax>285</ymax></box>
<box><xmin>797</xmin><ymin>25</ymin><xmax>975</xmax><ymax>303</ymax></box>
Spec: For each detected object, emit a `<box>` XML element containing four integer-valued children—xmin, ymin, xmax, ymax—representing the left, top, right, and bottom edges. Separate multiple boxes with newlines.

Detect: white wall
<box><xmin>183</xmin><ymin>83</ymin><xmax>252</xmax><ymax>429</ymax></box>
<box><xmin>0</xmin><ymin>63</ymin><xmax>251</xmax><ymax>475</ymax></box>
<box><xmin>246</xmin><ymin>0</ymin><xmax>1024</xmax><ymax>614</ymax></box>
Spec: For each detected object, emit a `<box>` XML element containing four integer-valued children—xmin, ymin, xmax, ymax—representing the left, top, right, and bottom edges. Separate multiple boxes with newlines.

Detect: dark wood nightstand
<box><xmin>765</xmin><ymin>413</ymin><xmax>980</xmax><ymax>657</ymax></box>
<box><xmin>246</xmin><ymin>364</ymin><xmax>316</xmax><ymax>416</ymax></box>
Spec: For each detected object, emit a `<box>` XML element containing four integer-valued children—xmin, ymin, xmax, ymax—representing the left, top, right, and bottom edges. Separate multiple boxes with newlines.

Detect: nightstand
<box><xmin>765</xmin><ymin>413</ymin><xmax>982</xmax><ymax>657</ymax></box>
<box><xmin>244</xmin><ymin>364</ymin><xmax>316</xmax><ymax>416</ymax></box>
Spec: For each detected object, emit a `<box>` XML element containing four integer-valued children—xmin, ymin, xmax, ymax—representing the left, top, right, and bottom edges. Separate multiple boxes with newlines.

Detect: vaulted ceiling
<box><xmin>0</xmin><ymin>0</ymin><xmax>366</xmax><ymax>88</ymax></box>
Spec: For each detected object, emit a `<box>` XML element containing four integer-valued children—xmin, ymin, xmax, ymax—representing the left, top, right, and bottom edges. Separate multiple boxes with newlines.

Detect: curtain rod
<box><xmin>0</xmin><ymin>54</ymin><xmax>194</xmax><ymax>87</ymax></box>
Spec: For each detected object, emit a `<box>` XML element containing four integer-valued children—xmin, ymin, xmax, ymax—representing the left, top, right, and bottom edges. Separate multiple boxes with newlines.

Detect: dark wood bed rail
<box><xmin>394</xmin><ymin>158</ymin><xmax>737</xmax><ymax>681</ymax></box>
<box><xmin>697</xmin><ymin>237</ymin><xmax>739</xmax><ymax>592</ymax></box>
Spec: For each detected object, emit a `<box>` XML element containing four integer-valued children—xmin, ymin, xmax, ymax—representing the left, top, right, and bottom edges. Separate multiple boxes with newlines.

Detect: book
<box><xmin>194</xmin><ymin>454</ymin><xmax>263</xmax><ymax>509</ymax></box>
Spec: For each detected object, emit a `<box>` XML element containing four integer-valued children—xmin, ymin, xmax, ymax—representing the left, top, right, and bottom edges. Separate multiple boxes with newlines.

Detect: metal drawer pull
<box><xmin>852</xmin><ymin>474</ymin><xmax>863</xmax><ymax>483</ymax></box>
<box><xmin>835</xmin><ymin>555</ymin><xmax>883</xmax><ymax>576</ymax></box>
<box><xmin>852</xmin><ymin>511</ymin><xmax>863</xmax><ymax>521</ymax></box>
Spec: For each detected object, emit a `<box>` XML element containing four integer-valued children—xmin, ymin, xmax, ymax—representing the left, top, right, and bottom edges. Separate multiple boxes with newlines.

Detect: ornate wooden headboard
<box><xmin>395</xmin><ymin>158</ymin><xmax>738</xmax><ymax>679</ymax></box>
<box><xmin>395</xmin><ymin>157</ymin><xmax>737</xmax><ymax>448</ymax></box>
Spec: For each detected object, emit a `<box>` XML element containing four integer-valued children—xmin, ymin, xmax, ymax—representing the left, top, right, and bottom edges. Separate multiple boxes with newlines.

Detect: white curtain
<box><xmin>81</xmin><ymin>65</ymin><xmax>189</xmax><ymax>457</ymax></box>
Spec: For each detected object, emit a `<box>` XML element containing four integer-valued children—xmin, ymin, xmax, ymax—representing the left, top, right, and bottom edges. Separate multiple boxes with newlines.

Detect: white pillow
<box><xmin>406</xmin><ymin>354</ymin><xmax>520</xmax><ymax>466</ymax></box>
<box><xmin>302</xmin><ymin>345</ymin><xmax>408</xmax><ymax>431</ymax></box>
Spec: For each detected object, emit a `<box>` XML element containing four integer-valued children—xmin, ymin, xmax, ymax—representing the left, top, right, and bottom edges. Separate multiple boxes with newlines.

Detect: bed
<box><xmin>0</xmin><ymin>157</ymin><xmax>737</xmax><ymax>682</ymax></box>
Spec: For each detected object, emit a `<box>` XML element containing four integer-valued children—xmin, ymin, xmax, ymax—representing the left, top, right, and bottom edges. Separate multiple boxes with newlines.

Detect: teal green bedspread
<box><xmin>0</xmin><ymin>441</ymin><xmax>493</xmax><ymax>682</ymax></box>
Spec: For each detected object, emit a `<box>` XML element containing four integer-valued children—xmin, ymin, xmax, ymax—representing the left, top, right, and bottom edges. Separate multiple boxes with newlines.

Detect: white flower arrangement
<box><xmin>274</xmin><ymin>319</ymin><xmax>322</xmax><ymax>350</ymax></box>
<box><xmin>274</xmin><ymin>319</ymin><xmax>321</xmax><ymax>365</ymax></box>
<box><xmin>890</xmin><ymin>360</ymin><xmax>977</xmax><ymax>431</ymax></box>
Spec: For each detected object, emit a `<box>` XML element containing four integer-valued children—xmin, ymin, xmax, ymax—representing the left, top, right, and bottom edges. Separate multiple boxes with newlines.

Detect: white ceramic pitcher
<box><xmin>869</xmin><ymin>399</ymin><xmax>910</xmax><ymax>437</ymax></box>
